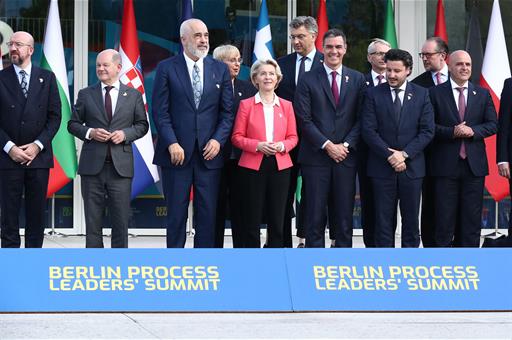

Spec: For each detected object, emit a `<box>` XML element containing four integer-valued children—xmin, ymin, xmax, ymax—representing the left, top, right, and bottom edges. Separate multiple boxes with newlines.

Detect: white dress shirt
<box><xmin>431</xmin><ymin>64</ymin><xmax>449</xmax><ymax>85</ymax></box>
<box><xmin>295</xmin><ymin>48</ymin><xmax>317</xmax><ymax>84</ymax></box>
<box><xmin>85</xmin><ymin>80</ymin><xmax>121</xmax><ymax>140</ymax></box>
<box><xmin>321</xmin><ymin>64</ymin><xmax>343</xmax><ymax>149</ymax></box>
<box><xmin>184</xmin><ymin>53</ymin><xmax>204</xmax><ymax>91</ymax></box>
<box><xmin>255</xmin><ymin>92</ymin><xmax>285</xmax><ymax>152</ymax></box>
<box><xmin>371</xmin><ymin>69</ymin><xmax>387</xmax><ymax>86</ymax></box>
<box><xmin>449</xmin><ymin>77</ymin><xmax>468</xmax><ymax>111</ymax></box>
<box><xmin>390</xmin><ymin>80</ymin><xmax>408</xmax><ymax>105</ymax></box>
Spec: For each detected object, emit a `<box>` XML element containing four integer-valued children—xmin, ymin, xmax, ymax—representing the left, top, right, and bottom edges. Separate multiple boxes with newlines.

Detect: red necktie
<box><xmin>377</xmin><ymin>74</ymin><xmax>384</xmax><ymax>85</ymax></box>
<box><xmin>331</xmin><ymin>71</ymin><xmax>339</xmax><ymax>106</ymax></box>
<box><xmin>436</xmin><ymin>72</ymin><xmax>442</xmax><ymax>85</ymax></box>
<box><xmin>457</xmin><ymin>87</ymin><xmax>467</xmax><ymax>159</ymax></box>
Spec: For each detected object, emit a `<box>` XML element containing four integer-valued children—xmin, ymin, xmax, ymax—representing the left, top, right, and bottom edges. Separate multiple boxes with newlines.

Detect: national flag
<box><xmin>466</xmin><ymin>2</ymin><xmax>484</xmax><ymax>83</ymax></box>
<box><xmin>434</xmin><ymin>0</ymin><xmax>448</xmax><ymax>43</ymax></box>
<box><xmin>315</xmin><ymin>0</ymin><xmax>328</xmax><ymax>52</ymax></box>
<box><xmin>479</xmin><ymin>0</ymin><xmax>511</xmax><ymax>201</ymax></box>
<box><xmin>383</xmin><ymin>0</ymin><xmax>398</xmax><ymax>48</ymax></box>
<box><xmin>181</xmin><ymin>0</ymin><xmax>193</xmax><ymax>23</ymax></box>
<box><xmin>119</xmin><ymin>0</ymin><xmax>159</xmax><ymax>199</ymax></box>
<box><xmin>41</xmin><ymin>0</ymin><xmax>77</xmax><ymax>197</ymax></box>
<box><xmin>253</xmin><ymin>0</ymin><xmax>274</xmax><ymax>63</ymax></box>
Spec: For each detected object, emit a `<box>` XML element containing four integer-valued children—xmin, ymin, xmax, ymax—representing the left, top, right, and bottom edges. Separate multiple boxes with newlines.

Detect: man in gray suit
<box><xmin>68</xmin><ymin>49</ymin><xmax>148</xmax><ymax>248</ymax></box>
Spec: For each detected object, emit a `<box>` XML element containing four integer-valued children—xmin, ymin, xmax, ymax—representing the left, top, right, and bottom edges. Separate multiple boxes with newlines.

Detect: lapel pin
<box><xmin>39</xmin><ymin>78</ymin><xmax>43</xmax><ymax>83</ymax></box>
<box><xmin>216</xmin><ymin>83</ymin><xmax>220</xmax><ymax>89</ymax></box>
<box><xmin>407</xmin><ymin>93</ymin><xmax>412</xmax><ymax>100</ymax></box>
<box><xmin>279</xmin><ymin>113</ymin><xmax>283</xmax><ymax>118</ymax></box>
<box><xmin>345</xmin><ymin>75</ymin><xmax>349</xmax><ymax>83</ymax></box>
<box><xmin>238</xmin><ymin>92</ymin><xmax>242</xmax><ymax>97</ymax></box>
<box><xmin>473</xmin><ymin>90</ymin><xmax>476</xmax><ymax>95</ymax></box>
<box><xmin>365</xmin><ymin>81</ymin><xmax>370</xmax><ymax>86</ymax></box>
<box><xmin>122</xmin><ymin>92</ymin><xmax>127</xmax><ymax>96</ymax></box>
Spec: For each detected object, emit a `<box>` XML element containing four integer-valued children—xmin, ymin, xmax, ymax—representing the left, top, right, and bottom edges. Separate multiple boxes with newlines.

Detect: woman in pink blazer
<box><xmin>231</xmin><ymin>59</ymin><xmax>298</xmax><ymax>247</ymax></box>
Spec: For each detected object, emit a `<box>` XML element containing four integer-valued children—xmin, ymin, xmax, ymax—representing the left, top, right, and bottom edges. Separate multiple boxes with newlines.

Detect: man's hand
<box><xmin>325</xmin><ymin>142</ymin><xmax>348</xmax><ymax>163</ymax></box>
<box><xmin>454</xmin><ymin>122</ymin><xmax>474</xmax><ymax>138</ymax></box>
<box><xmin>110</xmin><ymin>130</ymin><xmax>126</xmax><ymax>145</ymax></box>
<box><xmin>8</xmin><ymin>145</ymin><xmax>32</xmax><ymax>165</ymax></box>
<box><xmin>18</xmin><ymin>143</ymin><xmax>41</xmax><ymax>165</ymax></box>
<box><xmin>90</xmin><ymin>128</ymin><xmax>111</xmax><ymax>142</ymax></box>
<box><xmin>387</xmin><ymin>148</ymin><xmax>405</xmax><ymax>167</ymax></box>
<box><xmin>393</xmin><ymin>161</ymin><xmax>407</xmax><ymax>172</ymax></box>
<box><xmin>168</xmin><ymin>143</ymin><xmax>185</xmax><ymax>166</ymax></box>
<box><xmin>203</xmin><ymin>139</ymin><xmax>220</xmax><ymax>160</ymax></box>
<box><xmin>257</xmin><ymin>141</ymin><xmax>278</xmax><ymax>156</ymax></box>
<box><xmin>498</xmin><ymin>163</ymin><xmax>511</xmax><ymax>179</ymax></box>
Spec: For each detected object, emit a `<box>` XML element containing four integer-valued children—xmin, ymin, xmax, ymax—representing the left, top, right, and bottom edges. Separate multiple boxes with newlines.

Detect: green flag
<box><xmin>41</xmin><ymin>0</ymin><xmax>77</xmax><ymax>197</ymax></box>
<box><xmin>383</xmin><ymin>0</ymin><xmax>398</xmax><ymax>48</ymax></box>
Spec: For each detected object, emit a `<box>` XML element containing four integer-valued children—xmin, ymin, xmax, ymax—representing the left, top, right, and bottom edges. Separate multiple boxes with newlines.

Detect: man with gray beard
<box><xmin>152</xmin><ymin>18</ymin><xmax>233</xmax><ymax>248</ymax></box>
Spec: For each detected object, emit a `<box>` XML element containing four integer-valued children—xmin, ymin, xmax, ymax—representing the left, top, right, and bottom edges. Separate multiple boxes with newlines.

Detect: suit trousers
<box><xmin>237</xmin><ymin>156</ymin><xmax>290</xmax><ymax>248</ymax></box>
<box><xmin>162</xmin><ymin>146</ymin><xmax>221</xmax><ymax>248</ymax></box>
<box><xmin>81</xmin><ymin>162</ymin><xmax>132</xmax><ymax>248</ymax></box>
<box><xmin>214</xmin><ymin>159</ymin><xmax>242</xmax><ymax>248</ymax></box>
<box><xmin>434</xmin><ymin>159</ymin><xmax>484</xmax><ymax>248</ymax></box>
<box><xmin>0</xmin><ymin>168</ymin><xmax>49</xmax><ymax>248</ymax></box>
<box><xmin>372</xmin><ymin>174</ymin><xmax>422</xmax><ymax>248</ymax></box>
<box><xmin>302</xmin><ymin>164</ymin><xmax>356</xmax><ymax>248</ymax></box>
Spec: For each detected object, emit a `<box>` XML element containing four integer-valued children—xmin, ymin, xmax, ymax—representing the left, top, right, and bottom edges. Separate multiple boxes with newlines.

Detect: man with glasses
<box><xmin>276</xmin><ymin>16</ymin><xmax>323</xmax><ymax>248</ymax></box>
<box><xmin>0</xmin><ymin>31</ymin><xmax>61</xmax><ymax>248</ymax></box>
<box><xmin>412</xmin><ymin>36</ymin><xmax>449</xmax><ymax>248</ymax></box>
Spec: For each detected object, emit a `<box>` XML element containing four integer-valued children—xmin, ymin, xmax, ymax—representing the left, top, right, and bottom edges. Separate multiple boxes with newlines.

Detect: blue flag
<box><xmin>253</xmin><ymin>0</ymin><xmax>274</xmax><ymax>63</ymax></box>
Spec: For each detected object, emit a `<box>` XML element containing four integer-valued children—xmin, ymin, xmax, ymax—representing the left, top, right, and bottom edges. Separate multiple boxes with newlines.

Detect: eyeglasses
<box><xmin>370</xmin><ymin>52</ymin><xmax>386</xmax><ymax>57</ymax></box>
<box><xmin>6</xmin><ymin>41</ymin><xmax>32</xmax><ymax>49</ymax></box>
<box><xmin>226</xmin><ymin>58</ymin><xmax>243</xmax><ymax>64</ymax></box>
<box><xmin>289</xmin><ymin>34</ymin><xmax>308</xmax><ymax>41</ymax></box>
<box><xmin>418</xmin><ymin>52</ymin><xmax>440</xmax><ymax>59</ymax></box>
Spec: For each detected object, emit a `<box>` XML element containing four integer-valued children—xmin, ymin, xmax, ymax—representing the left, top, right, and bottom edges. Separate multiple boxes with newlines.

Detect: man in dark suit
<box><xmin>497</xmin><ymin>77</ymin><xmax>512</xmax><ymax>237</ymax></box>
<box><xmin>212</xmin><ymin>44</ymin><xmax>256</xmax><ymax>248</ymax></box>
<box><xmin>295</xmin><ymin>29</ymin><xmax>365</xmax><ymax>248</ymax></box>
<box><xmin>276</xmin><ymin>16</ymin><xmax>323</xmax><ymax>248</ymax></box>
<box><xmin>412</xmin><ymin>36</ymin><xmax>449</xmax><ymax>248</ymax></box>
<box><xmin>362</xmin><ymin>49</ymin><xmax>434</xmax><ymax>247</ymax></box>
<box><xmin>429</xmin><ymin>50</ymin><xmax>497</xmax><ymax>247</ymax></box>
<box><xmin>0</xmin><ymin>31</ymin><xmax>61</xmax><ymax>248</ymax></box>
<box><xmin>361</xmin><ymin>38</ymin><xmax>391</xmax><ymax>247</ymax></box>
<box><xmin>68</xmin><ymin>49</ymin><xmax>148</xmax><ymax>248</ymax></box>
<box><xmin>152</xmin><ymin>19</ymin><xmax>233</xmax><ymax>248</ymax></box>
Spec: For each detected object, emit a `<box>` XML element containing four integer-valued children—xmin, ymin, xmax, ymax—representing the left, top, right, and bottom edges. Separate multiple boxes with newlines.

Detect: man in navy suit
<box><xmin>295</xmin><ymin>29</ymin><xmax>366</xmax><ymax>247</ymax></box>
<box><xmin>497</xmin><ymin>77</ymin><xmax>512</xmax><ymax>237</ymax></box>
<box><xmin>362</xmin><ymin>49</ymin><xmax>434</xmax><ymax>247</ymax></box>
<box><xmin>0</xmin><ymin>31</ymin><xmax>61</xmax><ymax>248</ymax></box>
<box><xmin>361</xmin><ymin>38</ymin><xmax>391</xmax><ymax>248</ymax></box>
<box><xmin>412</xmin><ymin>37</ymin><xmax>449</xmax><ymax>247</ymax></box>
<box><xmin>429</xmin><ymin>50</ymin><xmax>497</xmax><ymax>247</ymax></box>
<box><xmin>276</xmin><ymin>16</ymin><xmax>323</xmax><ymax>248</ymax></box>
<box><xmin>152</xmin><ymin>19</ymin><xmax>233</xmax><ymax>248</ymax></box>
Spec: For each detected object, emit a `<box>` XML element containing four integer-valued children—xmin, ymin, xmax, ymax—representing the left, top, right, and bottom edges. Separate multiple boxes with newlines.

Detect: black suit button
<box><xmin>11</xmin><ymin>105</ymin><xmax>15</xmax><ymax>108</ymax></box>
<box><xmin>21</xmin><ymin>121</ymin><xmax>25</xmax><ymax>125</ymax></box>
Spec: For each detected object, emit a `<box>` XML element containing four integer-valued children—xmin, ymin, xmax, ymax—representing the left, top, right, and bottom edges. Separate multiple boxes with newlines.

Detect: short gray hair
<box><xmin>289</xmin><ymin>16</ymin><xmax>318</xmax><ymax>35</ymax></box>
<box><xmin>179</xmin><ymin>18</ymin><xmax>205</xmax><ymax>37</ymax></box>
<box><xmin>367</xmin><ymin>38</ymin><xmax>391</xmax><ymax>54</ymax></box>
<box><xmin>213</xmin><ymin>44</ymin><xmax>240</xmax><ymax>61</ymax></box>
<box><xmin>250</xmin><ymin>59</ymin><xmax>282</xmax><ymax>89</ymax></box>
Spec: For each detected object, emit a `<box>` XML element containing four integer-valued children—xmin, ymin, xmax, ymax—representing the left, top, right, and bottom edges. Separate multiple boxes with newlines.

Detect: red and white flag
<box><xmin>480</xmin><ymin>0</ymin><xmax>511</xmax><ymax>201</ymax></box>
<box><xmin>119</xmin><ymin>0</ymin><xmax>159</xmax><ymax>198</ymax></box>
<box><xmin>315</xmin><ymin>0</ymin><xmax>328</xmax><ymax>52</ymax></box>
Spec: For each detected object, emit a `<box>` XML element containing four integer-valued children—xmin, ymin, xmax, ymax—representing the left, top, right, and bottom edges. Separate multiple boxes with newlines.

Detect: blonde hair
<box><xmin>250</xmin><ymin>59</ymin><xmax>283</xmax><ymax>89</ymax></box>
<box><xmin>213</xmin><ymin>44</ymin><xmax>240</xmax><ymax>61</ymax></box>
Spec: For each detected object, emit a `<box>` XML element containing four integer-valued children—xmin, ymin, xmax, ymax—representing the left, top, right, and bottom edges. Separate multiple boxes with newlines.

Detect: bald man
<box><xmin>428</xmin><ymin>50</ymin><xmax>497</xmax><ymax>247</ymax></box>
<box><xmin>0</xmin><ymin>31</ymin><xmax>61</xmax><ymax>248</ymax></box>
<box><xmin>68</xmin><ymin>49</ymin><xmax>148</xmax><ymax>248</ymax></box>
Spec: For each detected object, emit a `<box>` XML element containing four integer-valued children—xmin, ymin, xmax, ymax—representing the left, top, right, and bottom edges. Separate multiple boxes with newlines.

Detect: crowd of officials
<box><xmin>1</xmin><ymin>16</ymin><xmax>511</xmax><ymax>249</ymax></box>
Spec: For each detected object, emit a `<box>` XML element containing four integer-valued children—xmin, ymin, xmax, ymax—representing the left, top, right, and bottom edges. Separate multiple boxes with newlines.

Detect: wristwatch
<box><xmin>401</xmin><ymin>151</ymin><xmax>409</xmax><ymax>159</ymax></box>
<box><xmin>343</xmin><ymin>142</ymin><xmax>350</xmax><ymax>148</ymax></box>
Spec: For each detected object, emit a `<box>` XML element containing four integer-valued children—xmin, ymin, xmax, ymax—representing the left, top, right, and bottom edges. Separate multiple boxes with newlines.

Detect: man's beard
<box><xmin>9</xmin><ymin>53</ymin><xmax>24</xmax><ymax>66</ymax></box>
<box><xmin>186</xmin><ymin>42</ymin><xmax>209</xmax><ymax>59</ymax></box>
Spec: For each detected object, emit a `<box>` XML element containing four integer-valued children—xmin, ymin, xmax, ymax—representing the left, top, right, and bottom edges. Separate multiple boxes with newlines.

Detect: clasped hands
<box><xmin>90</xmin><ymin>128</ymin><xmax>126</xmax><ymax>144</ymax></box>
<box><xmin>8</xmin><ymin>143</ymin><xmax>41</xmax><ymax>166</ymax></box>
<box><xmin>167</xmin><ymin>139</ymin><xmax>220</xmax><ymax>166</ymax></box>
<box><xmin>324</xmin><ymin>142</ymin><xmax>349</xmax><ymax>163</ymax></box>
<box><xmin>388</xmin><ymin>148</ymin><xmax>406</xmax><ymax>172</ymax></box>
<box><xmin>257</xmin><ymin>141</ymin><xmax>284</xmax><ymax>156</ymax></box>
<box><xmin>453</xmin><ymin>121</ymin><xmax>474</xmax><ymax>138</ymax></box>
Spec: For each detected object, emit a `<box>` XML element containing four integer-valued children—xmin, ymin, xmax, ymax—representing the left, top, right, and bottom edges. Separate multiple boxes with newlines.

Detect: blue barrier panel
<box><xmin>0</xmin><ymin>249</ymin><xmax>291</xmax><ymax>312</ymax></box>
<box><xmin>285</xmin><ymin>249</ymin><xmax>512</xmax><ymax>311</ymax></box>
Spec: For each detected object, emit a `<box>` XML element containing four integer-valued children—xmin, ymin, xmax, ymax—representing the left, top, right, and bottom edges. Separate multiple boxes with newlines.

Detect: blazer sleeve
<box><xmin>497</xmin><ymin>79</ymin><xmax>512</xmax><ymax>162</ymax></box>
<box><xmin>151</xmin><ymin>62</ymin><xmax>178</xmax><ymax>148</ymax></box>
<box><xmin>37</xmin><ymin>71</ymin><xmax>61</xmax><ymax>151</ymax></box>
<box><xmin>361</xmin><ymin>89</ymin><xmax>393</xmax><ymax>159</ymax></box>
<box><xmin>403</xmin><ymin>90</ymin><xmax>435</xmax><ymax>159</ymax></box>
<box><xmin>470</xmin><ymin>89</ymin><xmax>498</xmax><ymax>140</ymax></box>
<box><xmin>430</xmin><ymin>87</ymin><xmax>456</xmax><ymax>141</ymax></box>
<box><xmin>279</xmin><ymin>99</ymin><xmax>298</xmax><ymax>153</ymax></box>
<box><xmin>122</xmin><ymin>90</ymin><xmax>149</xmax><ymax>143</ymax></box>
<box><xmin>231</xmin><ymin>98</ymin><xmax>259</xmax><ymax>153</ymax></box>
<box><xmin>210</xmin><ymin>63</ymin><xmax>234</xmax><ymax>146</ymax></box>
<box><xmin>343</xmin><ymin>73</ymin><xmax>366</xmax><ymax>149</ymax></box>
<box><xmin>68</xmin><ymin>89</ymin><xmax>89</xmax><ymax>140</ymax></box>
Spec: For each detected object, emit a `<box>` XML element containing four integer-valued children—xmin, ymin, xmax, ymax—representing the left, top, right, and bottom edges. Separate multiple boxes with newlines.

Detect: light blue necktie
<box><xmin>192</xmin><ymin>63</ymin><xmax>202</xmax><ymax>108</ymax></box>
<box><xmin>20</xmin><ymin>70</ymin><xmax>28</xmax><ymax>98</ymax></box>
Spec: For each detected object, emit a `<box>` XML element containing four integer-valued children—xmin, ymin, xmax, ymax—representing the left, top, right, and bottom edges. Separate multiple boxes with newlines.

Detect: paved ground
<box><xmin>1</xmin><ymin>235</ymin><xmax>511</xmax><ymax>339</ymax></box>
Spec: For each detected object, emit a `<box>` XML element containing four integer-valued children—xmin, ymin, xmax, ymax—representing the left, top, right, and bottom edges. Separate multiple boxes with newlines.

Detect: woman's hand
<box><xmin>257</xmin><ymin>141</ymin><xmax>278</xmax><ymax>155</ymax></box>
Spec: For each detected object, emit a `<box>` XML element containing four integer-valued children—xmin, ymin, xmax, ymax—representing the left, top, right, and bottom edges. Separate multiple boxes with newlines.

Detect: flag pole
<box><xmin>46</xmin><ymin>194</ymin><xmax>66</xmax><ymax>237</ymax></box>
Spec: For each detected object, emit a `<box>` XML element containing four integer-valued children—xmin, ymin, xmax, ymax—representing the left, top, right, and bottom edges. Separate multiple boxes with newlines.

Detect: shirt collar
<box><xmin>184</xmin><ymin>53</ymin><xmax>204</xmax><ymax>71</ymax></box>
<box><xmin>324</xmin><ymin>63</ymin><xmax>343</xmax><ymax>77</ymax></box>
<box><xmin>13</xmin><ymin>63</ymin><xmax>32</xmax><ymax>77</ymax></box>
<box><xmin>296</xmin><ymin>49</ymin><xmax>317</xmax><ymax>63</ymax></box>
<box><xmin>255</xmin><ymin>92</ymin><xmax>280</xmax><ymax>106</ymax></box>
<box><xmin>449</xmin><ymin>77</ymin><xmax>469</xmax><ymax>90</ymax></box>
<box><xmin>101</xmin><ymin>80</ymin><xmax>120</xmax><ymax>91</ymax></box>
<box><xmin>432</xmin><ymin>64</ymin><xmax>449</xmax><ymax>77</ymax></box>
<box><xmin>390</xmin><ymin>80</ymin><xmax>408</xmax><ymax>92</ymax></box>
<box><xmin>371</xmin><ymin>69</ymin><xmax>385</xmax><ymax>81</ymax></box>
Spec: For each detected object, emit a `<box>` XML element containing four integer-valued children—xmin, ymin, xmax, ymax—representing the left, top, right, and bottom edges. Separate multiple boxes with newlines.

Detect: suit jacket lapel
<box><xmin>338</xmin><ymin>68</ymin><xmax>350</xmax><ymax>112</ymax></box>
<box><xmin>175</xmin><ymin>54</ymin><xmax>196</xmax><ymax>109</ymax></box>
<box><xmin>440</xmin><ymin>81</ymin><xmax>461</xmax><ymax>122</ymax></box>
<box><xmin>312</xmin><ymin>51</ymin><xmax>323</xmax><ymax>68</ymax></box>
<box><xmin>91</xmin><ymin>82</ymin><xmax>109</xmax><ymax>122</ymax></box>
<box><xmin>200</xmin><ymin>57</ymin><xmax>215</xmax><ymax>109</ymax></box>
<box><xmin>26</xmin><ymin>67</ymin><xmax>42</xmax><ymax>103</ymax></box>
<box><xmin>112</xmin><ymin>83</ymin><xmax>129</xmax><ymax>121</ymax></box>
<box><xmin>465</xmin><ymin>82</ymin><xmax>477</xmax><ymax>121</ymax></box>
<box><xmin>2</xmin><ymin>66</ymin><xmax>26</xmax><ymax>103</ymax></box>
<box><xmin>318</xmin><ymin>67</ymin><xmax>337</xmax><ymax>109</ymax></box>
<box><xmin>399</xmin><ymin>82</ymin><xmax>414</xmax><ymax>127</ymax></box>
<box><xmin>383</xmin><ymin>85</ymin><xmax>398</xmax><ymax>126</ymax></box>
